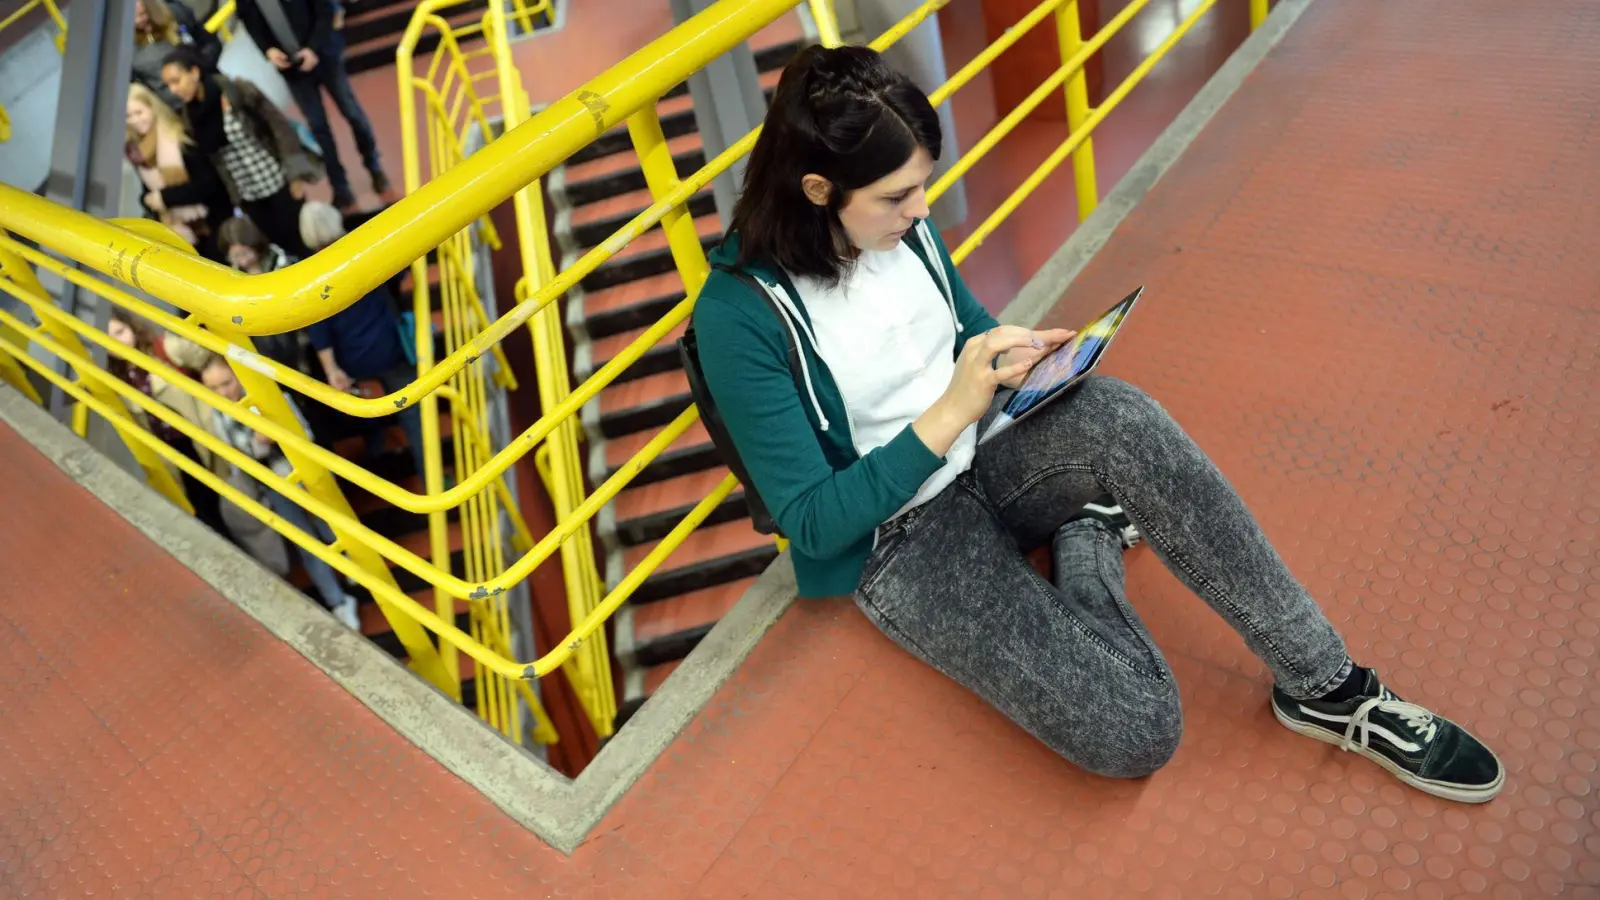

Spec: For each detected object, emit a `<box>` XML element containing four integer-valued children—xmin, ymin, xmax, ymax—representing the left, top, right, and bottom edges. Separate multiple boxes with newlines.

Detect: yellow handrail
<box><xmin>0</xmin><ymin>0</ymin><xmax>1260</xmax><ymax>712</ymax></box>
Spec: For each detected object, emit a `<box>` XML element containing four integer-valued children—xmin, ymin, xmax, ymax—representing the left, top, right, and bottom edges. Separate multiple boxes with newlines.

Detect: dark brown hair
<box><xmin>217</xmin><ymin>215</ymin><xmax>269</xmax><ymax>254</ymax></box>
<box><xmin>729</xmin><ymin>44</ymin><xmax>942</xmax><ymax>287</ymax></box>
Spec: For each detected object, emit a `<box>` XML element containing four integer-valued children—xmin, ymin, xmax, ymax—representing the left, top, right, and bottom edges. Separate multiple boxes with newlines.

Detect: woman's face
<box><xmin>108</xmin><ymin>318</ymin><xmax>138</xmax><ymax>348</ymax></box>
<box><xmin>134</xmin><ymin>0</ymin><xmax>150</xmax><ymax>31</ymax></box>
<box><xmin>161</xmin><ymin>63</ymin><xmax>201</xmax><ymax>103</ymax></box>
<box><xmin>808</xmin><ymin>146</ymin><xmax>935</xmax><ymax>253</ymax></box>
<box><xmin>201</xmin><ymin>361</ymin><xmax>244</xmax><ymax>402</ymax></box>
<box><xmin>126</xmin><ymin>98</ymin><xmax>155</xmax><ymax>136</ymax></box>
<box><xmin>227</xmin><ymin>243</ymin><xmax>261</xmax><ymax>272</ymax></box>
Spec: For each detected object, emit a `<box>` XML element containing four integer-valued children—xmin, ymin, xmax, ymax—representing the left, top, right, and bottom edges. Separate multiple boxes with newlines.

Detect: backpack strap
<box><xmin>709</xmin><ymin>263</ymin><xmax>806</xmax><ymax>393</ymax></box>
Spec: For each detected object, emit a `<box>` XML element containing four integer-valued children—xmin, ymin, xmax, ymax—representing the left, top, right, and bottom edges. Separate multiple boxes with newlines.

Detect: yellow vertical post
<box><xmin>807</xmin><ymin>0</ymin><xmax>843</xmax><ymax>48</ymax></box>
<box><xmin>1056</xmin><ymin>0</ymin><xmax>1100</xmax><ymax>221</ymax></box>
<box><xmin>205</xmin><ymin>323</ymin><xmax>459</xmax><ymax>697</ymax></box>
<box><xmin>0</xmin><ymin>241</ymin><xmax>193</xmax><ymax>511</ymax></box>
<box><xmin>1250</xmin><ymin>0</ymin><xmax>1268</xmax><ymax>30</ymax></box>
<box><xmin>627</xmin><ymin>109</ymin><xmax>711</xmax><ymax>297</ymax></box>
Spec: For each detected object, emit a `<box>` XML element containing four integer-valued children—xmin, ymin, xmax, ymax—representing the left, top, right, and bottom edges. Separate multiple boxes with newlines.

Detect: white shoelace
<box><xmin>1342</xmin><ymin>688</ymin><xmax>1438</xmax><ymax>752</ymax></box>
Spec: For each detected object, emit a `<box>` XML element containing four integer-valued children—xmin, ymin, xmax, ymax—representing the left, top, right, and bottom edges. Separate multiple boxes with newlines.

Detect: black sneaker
<box><xmin>371</xmin><ymin>169</ymin><xmax>392</xmax><ymax>195</ymax></box>
<box><xmin>1272</xmin><ymin>669</ymin><xmax>1503</xmax><ymax>803</ymax></box>
<box><xmin>1068</xmin><ymin>495</ymin><xmax>1141</xmax><ymax>548</ymax></box>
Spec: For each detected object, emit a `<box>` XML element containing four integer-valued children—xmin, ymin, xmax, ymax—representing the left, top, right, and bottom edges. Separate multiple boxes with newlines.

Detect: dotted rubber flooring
<box><xmin>3</xmin><ymin>0</ymin><xmax>1599</xmax><ymax>897</ymax></box>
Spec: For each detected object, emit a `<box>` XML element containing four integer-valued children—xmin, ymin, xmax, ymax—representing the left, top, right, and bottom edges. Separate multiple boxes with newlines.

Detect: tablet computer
<box><xmin>979</xmin><ymin>286</ymin><xmax>1144</xmax><ymax>444</ymax></box>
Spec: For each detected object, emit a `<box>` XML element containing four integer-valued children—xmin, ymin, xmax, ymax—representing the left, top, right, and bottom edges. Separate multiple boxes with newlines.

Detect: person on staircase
<box><xmin>106</xmin><ymin>309</ymin><xmax>232</xmax><ymax>540</ymax></box>
<box><xmin>132</xmin><ymin>0</ymin><xmax>222</xmax><ymax>109</ymax></box>
<box><xmin>161</xmin><ymin>45</ymin><xmax>322</xmax><ymax>257</ymax></box>
<box><xmin>125</xmin><ymin>83</ymin><xmax>232</xmax><ymax>264</ymax></box>
<box><xmin>216</xmin><ymin>214</ymin><xmax>311</xmax><ymax>373</ymax></box>
<box><xmin>197</xmin><ymin>351</ymin><xmax>362</xmax><ymax>629</ymax></box>
<box><xmin>693</xmin><ymin>45</ymin><xmax>1502</xmax><ymax>803</ymax></box>
<box><xmin>298</xmin><ymin>201</ymin><xmax>426</xmax><ymax>480</ymax></box>
<box><xmin>234</xmin><ymin>0</ymin><xmax>391</xmax><ymax>212</ymax></box>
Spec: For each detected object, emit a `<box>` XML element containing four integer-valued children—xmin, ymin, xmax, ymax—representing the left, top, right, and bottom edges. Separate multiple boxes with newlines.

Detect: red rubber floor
<box><xmin>4</xmin><ymin>0</ymin><xmax>1600</xmax><ymax>896</ymax></box>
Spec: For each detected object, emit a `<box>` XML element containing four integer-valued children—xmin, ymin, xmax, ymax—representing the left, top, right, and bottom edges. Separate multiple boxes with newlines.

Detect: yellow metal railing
<box><xmin>0</xmin><ymin>0</ymin><xmax>1273</xmax><ymax>744</ymax></box>
<box><xmin>394</xmin><ymin>2</ymin><xmax>572</xmax><ymax>743</ymax></box>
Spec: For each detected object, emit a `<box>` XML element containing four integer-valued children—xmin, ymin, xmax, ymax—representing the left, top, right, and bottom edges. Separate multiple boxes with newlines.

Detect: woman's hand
<box><xmin>144</xmin><ymin>192</ymin><xmax>166</xmax><ymax>213</ymax></box>
<box><xmin>913</xmin><ymin>326</ymin><xmax>1041</xmax><ymax>456</ymax></box>
<box><xmin>996</xmin><ymin>327</ymin><xmax>1075</xmax><ymax>388</ymax></box>
<box><xmin>289</xmin><ymin>180</ymin><xmax>308</xmax><ymax>200</ymax></box>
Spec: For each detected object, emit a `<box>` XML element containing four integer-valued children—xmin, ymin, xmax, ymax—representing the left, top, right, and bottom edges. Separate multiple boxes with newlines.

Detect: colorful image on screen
<box><xmin>978</xmin><ymin>288</ymin><xmax>1142</xmax><ymax>444</ymax></box>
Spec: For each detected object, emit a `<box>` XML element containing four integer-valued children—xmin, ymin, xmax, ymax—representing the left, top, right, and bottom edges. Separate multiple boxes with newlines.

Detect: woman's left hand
<box><xmin>997</xmin><ymin>327</ymin><xmax>1074</xmax><ymax>388</ymax></box>
<box><xmin>144</xmin><ymin>192</ymin><xmax>165</xmax><ymax>213</ymax></box>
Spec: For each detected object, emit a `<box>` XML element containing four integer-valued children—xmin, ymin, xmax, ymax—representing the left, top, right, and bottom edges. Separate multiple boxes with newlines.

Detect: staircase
<box><xmin>338</xmin><ymin>0</ymin><xmax>556</xmax><ymax>75</ymax></box>
<box><xmin>550</xmin><ymin>38</ymin><xmax>803</xmax><ymax>725</ymax></box>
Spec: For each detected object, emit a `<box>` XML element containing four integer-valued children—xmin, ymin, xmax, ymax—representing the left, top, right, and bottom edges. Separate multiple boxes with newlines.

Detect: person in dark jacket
<box><xmin>161</xmin><ymin>45</ymin><xmax>322</xmax><ymax>257</ymax></box>
<box><xmin>132</xmin><ymin>0</ymin><xmax>222</xmax><ymax>109</ymax></box>
<box><xmin>235</xmin><ymin>0</ymin><xmax>390</xmax><ymax>211</ymax></box>
<box><xmin>125</xmin><ymin>82</ymin><xmax>231</xmax><ymax>263</ymax></box>
<box><xmin>299</xmin><ymin>201</ymin><xmax>425</xmax><ymax>477</ymax></box>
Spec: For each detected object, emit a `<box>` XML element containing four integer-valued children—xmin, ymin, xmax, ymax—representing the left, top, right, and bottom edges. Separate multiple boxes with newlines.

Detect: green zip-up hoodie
<box><xmin>695</xmin><ymin>220</ymin><xmax>999</xmax><ymax>598</ymax></box>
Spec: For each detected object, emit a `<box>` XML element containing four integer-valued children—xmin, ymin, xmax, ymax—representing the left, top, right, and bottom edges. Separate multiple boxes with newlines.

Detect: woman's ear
<box><xmin>800</xmin><ymin>174</ymin><xmax>833</xmax><ymax>207</ymax></box>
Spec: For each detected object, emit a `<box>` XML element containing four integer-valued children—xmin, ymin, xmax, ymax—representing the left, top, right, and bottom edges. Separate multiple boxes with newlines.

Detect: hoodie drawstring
<box><xmin>754</xmin><ymin>276</ymin><xmax>832</xmax><ymax>432</ymax></box>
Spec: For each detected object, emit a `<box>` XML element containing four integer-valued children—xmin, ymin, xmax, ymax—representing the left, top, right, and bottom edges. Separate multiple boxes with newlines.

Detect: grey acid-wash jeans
<box><xmin>854</xmin><ymin>376</ymin><xmax>1352</xmax><ymax>778</ymax></box>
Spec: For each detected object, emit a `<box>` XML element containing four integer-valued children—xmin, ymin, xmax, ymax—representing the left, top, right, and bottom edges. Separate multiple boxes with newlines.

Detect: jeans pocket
<box><xmin>857</xmin><ymin>521</ymin><xmax>909</xmax><ymax>596</ymax></box>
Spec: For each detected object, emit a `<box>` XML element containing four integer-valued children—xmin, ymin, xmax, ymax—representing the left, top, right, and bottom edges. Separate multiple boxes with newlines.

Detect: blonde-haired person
<box><xmin>125</xmin><ymin>82</ymin><xmax>231</xmax><ymax>263</ymax></box>
<box><xmin>299</xmin><ymin>201</ymin><xmax>426</xmax><ymax>478</ymax></box>
<box><xmin>132</xmin><ymin>0</ymin><xmax>221</xmax><ymax>109</ymax></box>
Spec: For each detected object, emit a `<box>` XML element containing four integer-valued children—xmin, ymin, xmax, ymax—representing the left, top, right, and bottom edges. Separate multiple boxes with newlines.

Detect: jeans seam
<box><xmin>854</xmin><ymin>591</ymin><xmax>954</xmax><ymax>680</ymax></box>
<box><xmin>997</xmin><ymin>460</ymin><xmax>1314</xmax><ymax>686</ymax></box>
<box><xmin>1019</xmin><ymin>564</ymin><xmax>1166</xmax><ymax>683</ymax></box>
<box><xmin>1092</xmin><ymin>530</ymin><xmax>1170</xmax><ymax>679</ymax></box>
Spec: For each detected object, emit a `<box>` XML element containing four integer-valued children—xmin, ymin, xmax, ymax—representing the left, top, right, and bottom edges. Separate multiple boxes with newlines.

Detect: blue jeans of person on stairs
<box><xmin>853</xmin><ymin>376</ymin><xmax>1353</xmax><ymax>779</ymax></box>
<box><xmin>284</xmin><ymin>35</ymin><xmax>381</xmax><ymax>206</ymax></box>
<box><xmin>263</xmin><ymin>486</ymin><xmax>346</xmax><ymax>610</ymax></box>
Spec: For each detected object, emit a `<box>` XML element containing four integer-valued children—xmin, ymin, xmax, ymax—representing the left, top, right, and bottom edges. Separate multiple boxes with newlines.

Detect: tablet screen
<box><xmin>981</xmin><ymin>287</ymin><xmax>1142</xmax><ymax>442</ymax></box>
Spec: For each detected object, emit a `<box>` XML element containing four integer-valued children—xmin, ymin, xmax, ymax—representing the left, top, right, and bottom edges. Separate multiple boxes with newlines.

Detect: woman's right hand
<box><xmin>913</xmin><ymin>326</ymin><xmax>1039</xmax><ymax>456</ymax></box>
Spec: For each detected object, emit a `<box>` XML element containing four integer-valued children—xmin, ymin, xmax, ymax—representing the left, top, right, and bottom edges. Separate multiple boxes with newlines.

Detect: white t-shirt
<box><xmin>791</xmin><ymin>241</ymin><xmax>977</xmax><ymax>519</ymax></box>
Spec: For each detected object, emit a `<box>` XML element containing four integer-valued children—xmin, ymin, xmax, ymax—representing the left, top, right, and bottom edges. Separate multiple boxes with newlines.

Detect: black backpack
<box><xmin>679</xmin><ymin>266</ymin><xmax>805</xmax><ymax>538</ymax></box>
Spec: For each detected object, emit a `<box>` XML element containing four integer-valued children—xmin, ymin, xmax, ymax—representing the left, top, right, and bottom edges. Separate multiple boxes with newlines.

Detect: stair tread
<box><xmin>589</xmin><ymin>320</ymin><xmax>687</xmax><ymax>373</ymax></box>
<box><xmin>615</xmin><ymin>466</ymin><xmax>733</xmax><ymax>525</ymax></box>
<box><xmin>563</xmin><ymin>133</ymin><xmax>702</xmax><ymax>190</ymax></box>
<box><xmin>604</xmin><ymin>420</ymin><xmax>712</xmax><ymax>473</ymax></box>
<box><xmin>580</xmin><ymin>271</ymin><xmax>684</xmax><ymax>317</ymax></box>
<box><xmin>593</xmin><ymin>214</ymin><xmax>722</xmax><ymax>265</ymax></box>
<box><xmin>360</xmin><ymin>586</ymin><xmax>468</xmax><ymax>634</ymax></box>
<box><xmin>571</xmin><ymin>188</ymin><xmax>675</xmax><ymax>231</ymax></box>
<box><xmin>598</xmin><ymin>369</ymin><xmax>690</xmax><ymax>417</ymax></box>
<box><xmin>393</xmin><ymin>518</ymin><xmax>464</xmax><ymax>556</ymax></box>
<box><xmin>630</xmin><ymin>576</ymin><xmax>753</xmax><ymax>645</ymax></box>
<box><xmin>642</xmin><ymin>658</ymin><xmax>683</xmax><ymax>695</ymax></box>
<box><xmin>621</xmin><ymin>517</ymin><xmax>764</xmax><ymax>573</ymax></box>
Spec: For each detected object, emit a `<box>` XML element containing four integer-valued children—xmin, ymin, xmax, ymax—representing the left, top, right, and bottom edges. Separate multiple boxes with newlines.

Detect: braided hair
<box><xmin>730</xmin><ymin>44</ymin><xmax>942</xmax><ymax>287</ymax></box>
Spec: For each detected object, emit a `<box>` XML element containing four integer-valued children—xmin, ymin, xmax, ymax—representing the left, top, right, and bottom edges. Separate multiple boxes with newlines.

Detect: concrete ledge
<box><xmin>0</xmin><ymin>0</ymin><xmax>1306</xmax><ymax>857</ymax></box>
<box><xmin>0</xmin><ymin>383</ymin><xmax>793</xmax><ymax>854</ymax></box>
<box><xmin>999</xmin><ymin>0</ymin><xmax>1315</xmax><ymax>329</ymax></box>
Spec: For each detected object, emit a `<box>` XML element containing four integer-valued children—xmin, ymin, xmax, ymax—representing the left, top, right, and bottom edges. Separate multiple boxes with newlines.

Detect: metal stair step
<box><xmin>576</xmin><ymin>319</ymin><xmax>687</xmax><ymax>385</ymax></box>
<box><xmin>579</xmin><ymin>213</ymin><xmax>722</xmax><ymax>292</ymax></box>
<box><xmin>575</xmin><ymin>272</ymin><xmax>685</xmax><ymax>341</ymax></box>
<box><xmin>617</xmin><ymin>518</ymin><xmax>775</xmax><ymax>605</ymax></box>
<box><xmin>595</xmin><ymin>369</ymin><xmax>691</xmax><ymax>440</ymax></box>
<box><xmin>611</xmin><ymin>466</ymin><xmax>745</xmax><ymax>546</ymax></box>
<box><xmin>627</xmin><ymin>576</ymin><xmax>753</xmax><ymax>667</ymax></box>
